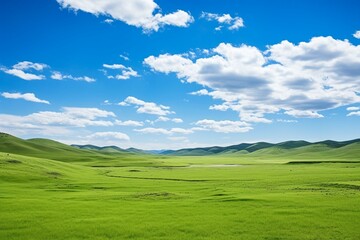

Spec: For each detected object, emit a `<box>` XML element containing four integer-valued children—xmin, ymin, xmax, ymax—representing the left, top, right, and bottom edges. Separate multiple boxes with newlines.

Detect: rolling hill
<box><xmin>1</xmin><ymin>132</ymin><xmax>359</xmax><ymax>160</ymax></box>
<box><xmin>0</xmin><ymin>132</ymin><xmax>132</xmax><ymax>162</ymax></box>
<box><xmin>163</xmin><ymin>139</ymin><xmax>360</xmax><ymax>157</ymax></box>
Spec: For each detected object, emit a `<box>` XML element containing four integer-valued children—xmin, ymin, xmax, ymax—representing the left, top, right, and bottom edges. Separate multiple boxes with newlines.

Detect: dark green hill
<box><xmin>276</xmin><ymin>140</ymin><xmax>311</xmax><ymax>149</ymax></box>
<box><xmin>164</xmin><ymin>139</ymin><xmax>360</xmax><ymax>156</ymax></box>
<box><xmin>71</xmin><ymin>144</ymin><xmax>127</xmax><ymax>153</ymax></box>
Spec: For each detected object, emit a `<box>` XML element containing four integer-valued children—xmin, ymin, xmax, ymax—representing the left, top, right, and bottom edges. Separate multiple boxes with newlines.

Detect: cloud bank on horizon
<box><xmin>0</xmin><ymin>0</ymin><xmax>359</xmax><ymax>149</ymax></box>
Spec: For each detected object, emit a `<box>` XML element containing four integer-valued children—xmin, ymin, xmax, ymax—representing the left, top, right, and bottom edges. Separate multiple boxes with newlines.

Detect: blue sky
<box><xmin>0</xmin><ymin>0</ymin><xmax>359</xmax><ymax>149</ymax></box>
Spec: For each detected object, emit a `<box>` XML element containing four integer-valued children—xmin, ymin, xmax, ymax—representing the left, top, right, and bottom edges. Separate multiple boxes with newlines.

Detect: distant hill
<box><xmin>71</xmin><ymin>144</ymin><xmax>127</xmax><ymax>153</ymax></box>
<box><xmin>0</xmin><ymin>132</ymin><xmax>131</xmax><ymax>162</ymax></box>
<box><xmin>1</xmin><ymin>132</ymin><xmax>359</xmax><ymax>160</ymax></box>
<box><xmin>163</xmin><ymin>139</ymin><xmax>360</xmax><ymax>156</ymax></box>
<box><xmin>71</xmin><ymin>145</ymin><xmax>166</xmax><ymax>155</ymax></box>
<box><xmin>125</xmin><ymin>148</ymin><xmax>166</xmax><ymax>155</ymax></box>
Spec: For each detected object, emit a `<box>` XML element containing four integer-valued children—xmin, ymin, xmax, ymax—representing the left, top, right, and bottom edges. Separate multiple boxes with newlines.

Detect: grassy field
<box><xmin>1</xmin><ymin>146</ymin><xmax>360</xmax><ymax>240</ymax></box>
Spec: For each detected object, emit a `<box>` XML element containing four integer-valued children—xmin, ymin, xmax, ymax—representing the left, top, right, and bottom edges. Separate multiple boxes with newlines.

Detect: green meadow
<box><xmin>1</xmin><ymin>133</ymin><xmax>360</xmax><ymax>239</ymax></box>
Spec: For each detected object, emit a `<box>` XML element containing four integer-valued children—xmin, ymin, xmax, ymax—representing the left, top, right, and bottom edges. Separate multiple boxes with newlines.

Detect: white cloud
<box><xmin>276</xmin><ymin>119</ymin><xmax>298</xmax><ymax>123</ymax></box>
<box><xmin>56</xmin><ymin>0</ymin><xmax>194</xmax><ymax>32</ymax></box>
<box><xmin>13</xmin><ymin>61</ymin><xmax>48</xmax><ymax>71</ymax></box>
<box><xmin>27</xmin><ymin>109</ymin><xmax>114</xmax><ymax>127</ymax></box>
<box><xmin>195</xmin><ymin>119</ymin><xmax>252</xmax><ymax>133</ymax></box>
<box><xmin>190</xmin><ymin>89</ymin><xmax>209</xmax><ymax>96</ymax></box>
<box><xmin>346</xmin><ymin>106</ymin><xmax>359</xmax><ymax>111</ymax></box>
<box><xmin>145</xmin><ymin>36</ymin><xmax>360</xmax><ymax>124</ymax></box>
<box><xmin>104</xmin><ymin>19</ymin><xmax>114</xmax><ymax>24</ymax></box>
<box><xmin>154</xmin><ymin>116</ymin><xmax>183</xmax><ymax>123</ymax></box>
<box><xmin>51</xmin><ymin>71</ymin><xmax>95</xmax><ymax>82</ymax></box>
<box><xmin>134</xmin><ymin>127</ymin><xmax>192</xmax><ymax>135</ymax></box>
<box><xmin>103</xmin><ymin>64</ymin><xmax>125</xmax><ymax>69</ymax></box>
<box><xmin>119</xmin><ymin>54</ymin><xmax>129</xmax><ymax>61</ymax></box>
<box><xmin>1</xmin><ymin>61</ymin><xmax>49</xmax><ymax>80</ymax></box>
<box><xmin>103</xmin><ymin>100</ymin><xmax>111</xmax><ymax>105</ymax></box>
<box><xmin>135</xmin><ymin>127</ymin><xmax>171</xmax><ymax>135</ymax></box>
<box><xmin>201</xmin><ymin>12</ymin><xmax>244</xmax><ymax>30</ymax></box>
<box><xmin>172</xmin><ymin>118</ymin><xmax>183</xmax><ymax>123</ymax></box>
<box><xmin>170</xmin><ymin>128</ymin><xmax>193</xmax><ymax>134</ymax></box>
<box><xmin>347</xmin><ymin>111</ymin><xmax>360</xmax><ymax>116</ymax></box>
<box><xmin>353</xmin><ymin>31</ymin><xmax>360</xmax><ymax>39</ymax></box>
<box><xmin>284</xmin><ymin>110</ymin><xmax>324</xmax><ymax>118</ymax></box>
<box><xmin>102</xmin><ymin>63</ymin><xmax>139</xmax><ymax>80</ymax></box>
<box><xmin>2</xmin><ymin>68</ymin><xmax>45</xmax><ymax>80</ymax></box>
<box><xmin>155</xmin><ymin>116</ymin><xmax>170</xmax><ymax>122</ymax></box>
<box><xmin>62</xmin><ymin>107</ymin><xmax>115</xmax><ymax>119</ymax></box>
<box><xmin>1</xmin><ymin>92</ymin><xmax>50</xmax><ymax>104</ymax></box>
<box><xmin>0</xmin><ymin>107</ymin><xmax>116</xmax><ymax>138</ymax></box>
<box><xmin>87</xmin><ymin>131</ymin><xmax>129</xmax><ymax>141</ymax></box>
<box><xmin>115</xmin><ymin>120</ymin><xmax>144</xmax><ymax>127</ymax></box>
<box><xmin>50</xmin><ymin>72</ymin><xmax>63</xmax><ymax>80</ymax></box>
<box><xmin>0</xmin><ymin>115</ymin><xmax>72</xmax><ymax>136</ymax></box>
<box><xmin>119</xmin><ymin>96</ymin><xmax>174</xmax><ymax>116</ymax></box>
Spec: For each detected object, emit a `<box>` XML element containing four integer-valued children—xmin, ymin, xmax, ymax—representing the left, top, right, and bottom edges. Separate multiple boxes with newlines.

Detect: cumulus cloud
<box><xmin>172</xmin><ymin>118</ymin><xmax>183</xmax><ymax>123</ymax></box>
<box><xmin>0</xmin><ymin>107</ymin><xmax>116</xmax><ymax>137</ymax></box>
<box><xmin>284</xmin><ymin>110</ymin><xmax>323</xmax><ymax>118</ymax></box>
<box><xmin>102</xmin><ymin>63</ymin><xmax>139</xmax><ymax>80</ymax></box>
<box><xmin>1</xmin><ymin>61</ymin><xmax>95</xmax><ymax>82</ymax></box>
<box><xmin>195</xmin><ymin>119</ymin><xmax>252</xmax><ymax>133</ymax></box>
<box><xmin>115</xmin><ymin>119</ymin><xmax>144</xmax><ymax>127</ymax></box>
<box><xmin>200</xmin><ymin>12</ymin><xmax>244</xmax><ymax>30</ymax></box>
<box><xmin>1</xmin><ymin>61</ymin><xmax>47</xmax><ymax>80</ymax></box>
<box><xmin>119</xmin><ymin>96</ymin><xmax>174</xmax><ymax>116</ymax></box>
<box><xmin>346</xmin><ymin>106</ymin><xmax>360</xmax><ymax>117</ymax></box>
<box><xmin>346</xmin><ymin>106</ymin><xmax>359</xmax><ymax>111</ymax></box>
<box><xmin>0</xmin><ymin>107</ymin><xmax>115</xmax><ymax>130</ymax></box>
<box><xmin>13</xmin><ymin>61</ymin><xmax>48</xmax><ymax>71</ymax></box>
<box><xmin>353</xmin><ymin>31</ymin><xmax>360</xmax><ymax>39</ymax></box>
<box><xmin>347</xmin><ymin>111</ymin><xmax>360</xmax><ymax>116</ymax></box>
<box><xmin>51</xmin><ymin>71</ymin><xmax>95</xmax><ymax>82</ymax></box>
<box><xmin>145</xmin><ymin>36</ymin><xmax>360</xmax><ymax>124</ymax></box>
<box><xmin>56</xmin><ymin>0</ymin><xmax>194</xmax><ymax>32</ymax></box>
<box><xmin>1</xmin><ymin>92</ymin><xmax>50</xmax><ymax>104</ymax></box>
<box><xmin>87</xmin><ymin>131</ymin><xmax>130</xmax><ymax>141</ymax></box>
<box><xmin>2</xmin><ymin>69</ymin><xmax>44</xmax><ymax>80</ymax></box>
<box><xmin>155</xmin><ymin>116</ymin><xmax>183</xmax><ymax>123</ymax></box>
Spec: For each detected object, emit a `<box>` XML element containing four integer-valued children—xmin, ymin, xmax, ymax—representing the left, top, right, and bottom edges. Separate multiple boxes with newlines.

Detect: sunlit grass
<box><xmin>1</xmin><ymin>151</ymin><xmax>360</xmax><ymax>239</ymax></box>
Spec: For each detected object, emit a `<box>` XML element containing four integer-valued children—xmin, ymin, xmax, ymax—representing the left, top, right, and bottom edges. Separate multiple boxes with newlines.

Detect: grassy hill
<box><xmin>1</xmin><ymin>132</ymin><xmax>360</xmax><ymax>239</ymax></box>
<box><xmin>71</xmin><ymin>144</ymin><xmax>128</xmax><ymax>153</ymax></box>
<box><xmin>1</xmin><ymin>132</ymin><xmax>359</xmax><ymax>161</ymax></box>
<box><xmin>164</xmin><ymin>138</ymin><xmax>360</xmax><ymax>158</ymax></box>
<box><xmin>0</xmin><ymin>132</ymin><xmax>131</xmax><ymax>162</ymax></box>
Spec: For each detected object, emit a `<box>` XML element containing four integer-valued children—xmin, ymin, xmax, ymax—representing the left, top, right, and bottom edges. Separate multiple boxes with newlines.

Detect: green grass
<box><xmin>1</xmin><ymin>148</ymin><xmax>360</xmax><ymax>240</ymax></box>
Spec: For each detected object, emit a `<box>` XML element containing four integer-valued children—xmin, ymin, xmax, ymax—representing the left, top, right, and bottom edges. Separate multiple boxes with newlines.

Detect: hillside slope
<box><xmin>0</xmin><ymin>133</ymin><xmax>130</xmax><ymax>162</ymax></box>
<box><xmin>164</xmin><ymin>139</ymin><xmax>360</xmax><ymax>158</ymax></box>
